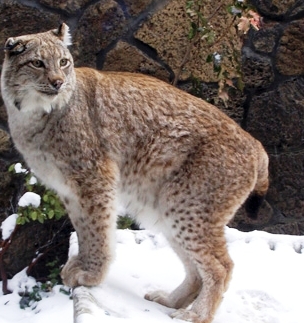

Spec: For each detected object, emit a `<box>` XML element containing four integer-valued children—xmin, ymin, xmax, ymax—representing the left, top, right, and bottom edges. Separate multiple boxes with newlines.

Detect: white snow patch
<box><xmin>0</xmin><ymin>228</ymin><xmax>304</xmax><ymax>323</ymax></box>
<box><xmin>14</xmin><ymin>163</ymin><xmax>27</xmax><ymax>174</ymax></box>
<box><xmin>1</xmin><ymin>214</ymin><xmax>18</xmax><ymax>240</ymax></box>
<box><xmin>28</xmin><ymin>176</ymin><xmax>38</xmax><ymax>185</ymax></box>
<box><xmin>18</xmin><ymin>192</ymin><xmax>41</xmax><ymax>208</ymax></box>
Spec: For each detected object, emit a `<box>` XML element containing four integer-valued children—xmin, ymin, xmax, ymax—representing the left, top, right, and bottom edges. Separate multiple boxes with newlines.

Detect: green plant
<box><xmin>44</xmin><ymin>258</ymin><xmax>62</xmax><ymax>287</ymax></box>
<box><xmin>182</xmin><ymin>0</ymin><xmax>260</xmax><ymax>103</ymax></box>
<box><xmin>19</xmin><ymin>286</ymin><xmax>42</xmax><ymax>309</ymax></box>
<box><xmin>19</xmin><ymin>259</ymin><xmax>71</xmax><ymax>309</ymax></box>
<box><xmin>19</xmin><ymin>282</ymin><xmax>71</xmax><ymax>310</ymax></box>
<box><xmin>186</xmin><ymin>0</ymin><xmax>215</xmax><ymax>43</ymax></box>
<box><xmin>9</xmin><ymin>163</ymin><xmax>66</xmax><ymax>225</ymax></box>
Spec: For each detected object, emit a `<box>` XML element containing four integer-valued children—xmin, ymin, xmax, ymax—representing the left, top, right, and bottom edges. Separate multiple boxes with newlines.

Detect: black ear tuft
<box><xmin>52</xmin><ymin>23</ymin><xmax>72</xmax><ymax>46</ymax></box>
<box><xmin>4</xmin><ymin>38</ymin><xmax>26</xmax><ymax>56</ymax></box>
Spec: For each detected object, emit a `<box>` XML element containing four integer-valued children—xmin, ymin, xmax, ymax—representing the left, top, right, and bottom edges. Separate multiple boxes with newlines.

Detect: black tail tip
<box><xmin>245</xmin><ymin>193</ymin><xmax>265</xmax><ymax>219</ymax></box>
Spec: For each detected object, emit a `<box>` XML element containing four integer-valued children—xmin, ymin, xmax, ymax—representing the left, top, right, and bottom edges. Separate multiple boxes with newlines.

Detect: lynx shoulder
<box><xmin>1</xmin><ymin>24</ymin><xmax>268</xmax><ymax>323</ymax></box>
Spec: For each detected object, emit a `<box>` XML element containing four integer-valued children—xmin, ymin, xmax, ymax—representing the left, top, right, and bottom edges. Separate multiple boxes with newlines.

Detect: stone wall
<box><xmin>234</xmin><ymin>0</ymin><xmax>304</xmax><ymax>234</ymax></box>
<box><xmin>0</xmin><ymin>0</ymin><xmax>303</xmax><ymax>251</ymax></box>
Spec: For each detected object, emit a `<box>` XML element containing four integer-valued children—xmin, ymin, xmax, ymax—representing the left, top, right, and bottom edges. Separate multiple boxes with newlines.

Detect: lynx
<box><xmin>1</xmin><ymin>24</ymin><xmax>268</xmax><ymax>323</ymax></box>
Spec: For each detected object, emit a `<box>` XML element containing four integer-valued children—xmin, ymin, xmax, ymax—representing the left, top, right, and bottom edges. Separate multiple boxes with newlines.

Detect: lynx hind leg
<box><xmin>152</xmin><ymin>189</ymin><xmax>235</xmax><ymax>322</ymax></box>
<box><xmin>145</xmin><ymin>240</ymin><xmax>202</xmax><ymax>309</ymax></box>
<box><xmin>145</xmin><ymin>220</ymin><xmax>233</xmax><ymax>323</ymax></box>
<box><xmin>176</xmin><ymin>231</ymin><xmax>233</xmax><ymax>323</ymax></box>
<box><xmin>167</xmin><ymin>226</ymin><xmax>233</xmax><ymax>323</ymax></box>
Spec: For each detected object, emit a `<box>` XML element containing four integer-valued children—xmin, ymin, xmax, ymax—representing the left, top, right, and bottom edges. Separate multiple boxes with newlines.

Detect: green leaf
<box><xmin>38</xmin><ymin>213</ymin><xmax>45</xmax><ymax>224</ymax></box>
<box><xmin>60</xmin><ymin>286</ymin><xmax>71</xmax><ymax>295</ymax></box>
<box><xmin>30</xmin><ymin>211</ymin><xmax>38</xmax><ymax>221</ymax></box>
<box><xmin>188</xmin><ymin>21</ymin><xmax>198</xmax><ymax>40</ymax></box>
<box><xmin>48</xmin><ymin>210</ymin><xmax>55</xmax><ymax>219</ymax></box>
<box><xmin>236</xmin><ymin>77</ymin><xmax>245</xmax><ymax>91</ymax></box>
<box><xmin>55</xmin><ymin>212</ymin><xmax>63</xmax><ymax>220</ymax></box>
<box><xmin>206</xmin><ymin>54</ymin><xmax>213</xmax><ymax>63</ymax></box>
<box><xmin>16</xmin><ymin>217</ymin><xmax>25</xmax><ymax>225</ymax></box>
<box><xmin>8</xmin><ymin>164</ymin><xmax>16</xmax><ymax>173</ymax></box>
<box><xmin>214</xmin><ymin>64</ymin><xmax>222</xmax><ymax>75</ymax></box>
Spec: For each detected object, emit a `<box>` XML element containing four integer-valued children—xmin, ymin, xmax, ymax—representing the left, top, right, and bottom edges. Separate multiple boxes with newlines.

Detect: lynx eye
<box><xmin>31</xmin><ymin>59</ymin><xmax>44</xmax><ymax>68</ymax></box>
<box><xmin>59</xmin><ymin>58</ymin><xmax>69</xmax><ymax>67</ymax></box>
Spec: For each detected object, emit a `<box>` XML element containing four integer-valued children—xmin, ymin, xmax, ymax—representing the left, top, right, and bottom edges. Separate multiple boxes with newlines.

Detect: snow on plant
<box><xmin>8</xmin><ymin>163</ymin><xmax>66</xmax><ymax>225</ymax></box>
<box><xmin>18</xmin><ymin>192</ymin><xmax>41</xmax><ymax>208</ymax></box>
<box><xmin>14</xmin><ymin>162</ymin><xmax>27</xmax><ymax>174</ymax></box>
<box><xmin>1</xmin><ymin>164</ymin><xmax>70</xmax><ymax>299</ymax></box>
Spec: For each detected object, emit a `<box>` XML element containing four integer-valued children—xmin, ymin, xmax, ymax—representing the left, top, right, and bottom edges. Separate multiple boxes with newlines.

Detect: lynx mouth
<box><xmin>37</xmin><ymin>89</ymin><xmax>60</xmax><ymax>96</ymax></box>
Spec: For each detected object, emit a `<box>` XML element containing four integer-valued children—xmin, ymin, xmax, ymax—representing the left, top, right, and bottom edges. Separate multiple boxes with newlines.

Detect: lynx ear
<box><xmin>4</xmin><ymin>38</ymin><xmax>26</xmax><ymax>56</ymax></box>
<box><xmin>53</xmin><ymin>23</ymin><xmax>72</xmax><ymax>46</ymax></box>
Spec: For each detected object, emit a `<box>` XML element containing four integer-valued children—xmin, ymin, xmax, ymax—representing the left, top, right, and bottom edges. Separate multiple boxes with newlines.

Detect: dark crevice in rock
<box><xmin>17</xmin><ymin>0</ymin><xmax>71</xmax><ymax>21</ymax></box>
<box><xmin>127</xmin><ymin>37</ymin><xmax>175</xmax><ymax>82</ymax></box>
<box><xmin>286</xmin><ymin>0</ymin><xmax>304</xmax><ymax>20</ymax></box>
<box><xmin>116</xmin><ymin>0</ymin><xmax>130</xmax><ymax>19</ymax></box>
<box><xmin>96</xmin><ymin>39</ymin><xmax>120</xmax><ymax>70</ymax></box>
<box><xmin>240</xmin><ymin>89</ymin><xmax>252</xmax><ymax>130</ymax></box>
<box><xmin>251</xmin><ymin>0</ymin><xmax>304</xmax><ymax>22</ymax></box>
<box><xmin>96</xmin><ymin>0</ymin><xmax>171</xmax><ymax>75</ymax></box>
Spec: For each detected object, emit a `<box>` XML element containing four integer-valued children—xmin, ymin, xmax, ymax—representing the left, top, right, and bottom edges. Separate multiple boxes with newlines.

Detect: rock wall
<box><xmin>0</xmin><ymin>0</ymin><xmax>303</xmax><ymax>251</ymax></box>
<box><xmin>235</xmin><ymin>0</ymin><xmax>304</xmax><ymax>234</ymax></box>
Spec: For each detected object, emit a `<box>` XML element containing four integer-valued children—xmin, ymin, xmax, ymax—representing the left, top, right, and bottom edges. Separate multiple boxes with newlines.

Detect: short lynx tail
<box><xmin>245</xmin><ymin>192</ymin><xmax>266</xmax><ymax>219</ymax></box>
<box><xmin>245</xmin><ymin>145</ymin><xmax>269</xmax><ymax>220</ymax></box>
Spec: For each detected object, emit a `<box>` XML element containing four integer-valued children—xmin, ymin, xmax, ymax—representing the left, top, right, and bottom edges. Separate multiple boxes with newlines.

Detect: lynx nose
<box><xmin>51</xmin><ymin>79</ymin><xmax>63</xmax><ymax>90</ymax></box>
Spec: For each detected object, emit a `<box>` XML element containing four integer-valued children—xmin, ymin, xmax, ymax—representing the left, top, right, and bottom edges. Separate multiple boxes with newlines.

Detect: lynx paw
<box><xmin>171</xmin><ymin>309</ymin><xmax>200</xmax><ymax>323</ymax></box>
<box><xmin>61</xmin><ymin>256</ymin><xmax>102</xmax><ymax>287</ymax></box>
<box><xmin>145</xmin><ymin>290</ymin><xmax>176</xmax><ymax>308</ymax></box>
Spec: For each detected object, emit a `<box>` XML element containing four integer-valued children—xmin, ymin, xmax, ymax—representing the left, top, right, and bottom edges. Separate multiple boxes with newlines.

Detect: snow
<box><xmin>28</xmin><ymin>176</ymin><xmax>38</xmax><ymax>185</ymax></box>
<box><xmin>18</xmin><ymin>192</ymin><xmax>41</xmax><ymax>208</ymax></box>
<box><xmin>0</xmin><ymin>228</ymin><xmax>304</xmax><ymax>323</ymax></box>
<box><xmin>0</xmin><ymin>214</ymin><xmax>18</xmax><ymax>240</ymax></box>
<box><xmin>14</xmin><ymin>163</ymin><xmax>28</xmax><ymax>174</ymax></box>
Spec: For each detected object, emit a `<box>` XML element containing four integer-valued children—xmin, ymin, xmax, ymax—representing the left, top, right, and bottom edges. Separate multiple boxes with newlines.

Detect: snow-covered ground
<box><xmin>0</xmin><ymin>227</ymin><xmax>304</xmax><ymax>323</ymax></box>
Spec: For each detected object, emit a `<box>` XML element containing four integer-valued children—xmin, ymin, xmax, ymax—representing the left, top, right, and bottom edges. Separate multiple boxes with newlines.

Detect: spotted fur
<box><xmin>1</xmin><ymin>24</ymin><xmax>268</xmax><ymax>323</ymax></box>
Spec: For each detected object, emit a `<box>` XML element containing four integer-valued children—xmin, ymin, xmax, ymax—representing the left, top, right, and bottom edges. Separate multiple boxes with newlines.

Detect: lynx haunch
<box><xmin>1</xmin><ymin>24</ymin><xmax>268</xmax><ymax>323</ymax></box>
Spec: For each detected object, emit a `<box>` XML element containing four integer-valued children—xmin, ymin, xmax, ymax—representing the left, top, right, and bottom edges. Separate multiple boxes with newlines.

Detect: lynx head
<box><xmin>1</xmin><ymin>23</ymin><xmax>75</xmax><ymax>113</ymax></box>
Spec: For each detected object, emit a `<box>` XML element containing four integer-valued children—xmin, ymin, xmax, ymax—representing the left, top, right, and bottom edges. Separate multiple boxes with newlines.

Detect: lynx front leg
<box><xmin>61</xmin><ymin>160</ymin><xmax>118</xmax><ymax>288</ymax></box>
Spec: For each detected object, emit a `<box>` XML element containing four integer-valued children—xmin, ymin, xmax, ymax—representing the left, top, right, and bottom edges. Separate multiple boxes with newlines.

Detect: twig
<box><xmin>173</xmin><ymin>39</ymin><xmax>194</xmax><ymax>86</ymax></box>
<box><xmin>26</xmin><ymin>237</ymin><xmax>68</xmax><ymax>278</ymax></box>
<box><xmin>207</xmin><ymin>2</ymin><xmax>224</xmax><ymax>21</ymax></box>
<box><xmin>0</xmin><ymin>225</ymin><xmax>19</xmax><ymax>294</ymax></box>
<box><xmin>206</xmin><ymin>17</ymin><xmax>237</xmax><ymax>49</ymax></box>
<box><xmin>172</xmin><ymin>1</ymin><xmax>227</xmax><ymax>86</ymax></box>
